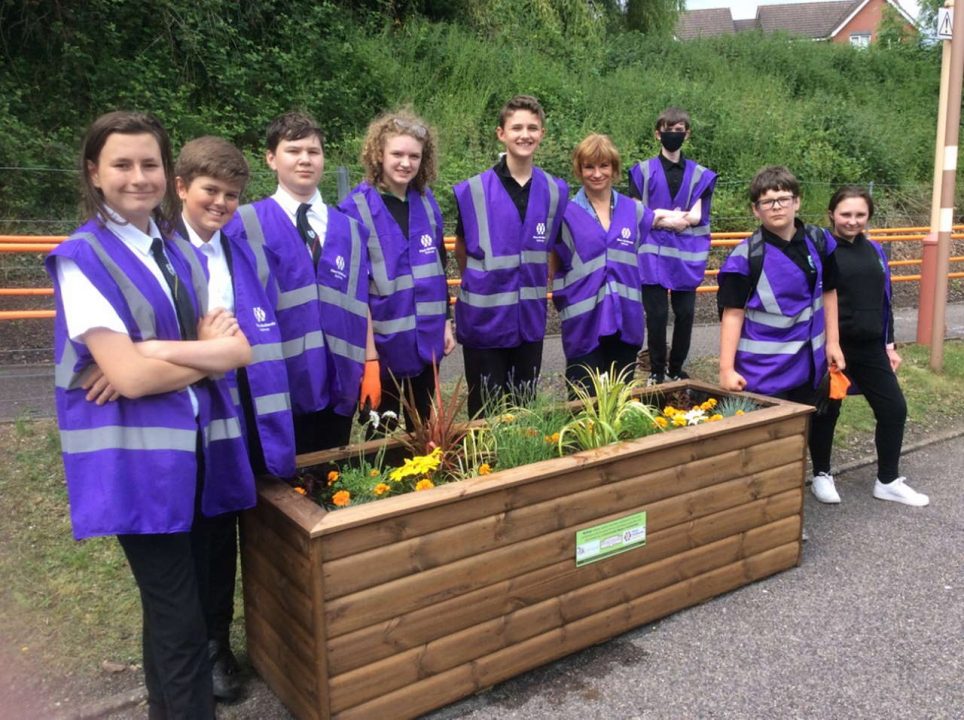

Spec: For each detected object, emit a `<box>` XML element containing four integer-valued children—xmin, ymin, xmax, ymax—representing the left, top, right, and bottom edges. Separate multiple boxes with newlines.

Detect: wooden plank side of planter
<box><xmin>321</xmin><ymin>432</ymin><xmax>805</xmax><ymax>599</ymax></box>
<box><xmin>315</xmin><ymin>408</ymin><xmax>808</xmax><ymax>559</ymax></box>
<box><xmin>333</xmin><ymin>542</ymin><xmax>800</xmax><ymax>720</ymax></box>
<box><xmin>326</xmin><ymin>515</ymin><xmax>799</xmax><ymax>712</ymax></box>
<box><xmin>324</xmin><ymin>458</ymin><xmax>802</xmax><ymax>638</ymax></box>
<box><xmin>326</xmin><ymin>487</ymin><xmax>801</xmax><ymax>675</ymax></box>
<box><xmin>242</xmin><ymin>532</ymin><xmax>315</xmax><ymax>633</ymax></box>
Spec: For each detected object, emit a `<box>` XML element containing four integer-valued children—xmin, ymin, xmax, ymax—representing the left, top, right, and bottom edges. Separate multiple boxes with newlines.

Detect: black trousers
<box><xmin>463</xmin><ymin>340</ymin><xmax>543</xmax><ymax>418</ymax></box>
<box><xmin>641</xmin><ymin>284</ymin><xmax>696</xmax><ymax>376</ymax></box>
<box><xmin>775</xmin><ymin>381</ymin><xmax>839</xmax><ymax>478</ymax></box>
<box><xmin>293</xmin><ymin>405</ymin><xmax>353</xmax><ymax>455</ymax></box>
<box><xmin>117</xmin><ymin>527</ymin><xmax>215</xmax><ymax>720</ymax></box>
<box><xmin>371</xmin><ymin>362</ymin><xmax>437</xmax><ymax>435</ymax></box>
<box><xmin>826</xmin><ymin>341</ymin><xmax>907</xmax><ymax>482</ymax></box>
<box><xmin>196</xmin><ymin>511</ymin><xmax>237</xmax><ymax>647</ymax></box>
<box><xmin>565</xmin><ymin>334</ymin><xmax>641</xmax><ymax>400</ymax></box>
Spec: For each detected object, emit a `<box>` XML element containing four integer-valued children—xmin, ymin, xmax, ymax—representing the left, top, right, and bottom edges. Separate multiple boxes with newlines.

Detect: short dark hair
<box><xmin>749</xmin><ymin>165</ymin><xmax>800</xmax><ymax>203</ymax></box>
<box><xmin>827</xmin><ymin>185</ymin><xmax>875</xmax><ymax>220</ymax></box>
<box><xmin>266</xmin><ymin>111</ymin><xmax>325</xmax><ymax>153</ymax></box>
<box><xmin>80</xmin><ymin>110</ymin><xmax>177</xmax><ymax>233</ymax></box>
<box><xmin>498</xmin><ymin>95</ymin><xmax>545</xmax><ymax>128</ymax></box>
<box><xmin>175</xmin><ymin>136</ymin><xmax>250</xmax><ymax>190</ymax></box>
<box><xmin>655</xmin><ymin>107</ymin><xmax>691</xmax><ymax>132</ymax></box>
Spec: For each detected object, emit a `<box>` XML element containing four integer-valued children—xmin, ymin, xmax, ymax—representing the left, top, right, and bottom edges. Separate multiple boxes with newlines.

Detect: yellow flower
<box><xmin>293</xmin><ymin>486</ymin><xmax>307</xmax><ymax>495</ymax></box>
<box><xmin>663</xmin><ymin>406</ymin><xmax>677</xmax><ymax>416</ymax></box>
<box><xmin>501</xmin><ymin>413</ymin><xmax>516</xmax><ymax>423</ymax></box>
<box><xmin>701</xmin><ymin>398</ymin><xmax>718</xmax><ymax>410</ymax></box>
<box><xmin>709</xmin><ymin>413</ymin><xmax>723</xmax><ymax>422</ymax></box>
<box><xmin>654</xmin><ymin>416</ymin><xmax>668</xmax><ymax>428</ymax></box>
<box><xmin>545</xmin><ymin>432</ymin><xmax>560</xmax><ymax>444</ymax></box>
<box><xmin>332</xmin><ymin>490</ymin><xmax>351</xmax><ymax>507</ymax></box>
<box><xmin>672</xmin><ymin>414</ymin><xmax>687</xmax><ymax>427</ymax></box>
<box><xmin>327</xmin><ymin>470</ymin><xmax>340</xmax><ymax>486</ymax></box>
<box><xmin>478</xmin><ymin>463</ymin><xmax>492</xmax><ymax>475</ymax></box>
<box><xmin>736</xmin><ymin>409</ymin><xmax>745</xmax><ymax>416</ymax></box>
<box><xmin>373</xmin><ymin>482</ymin><xmax>391</xmax><ymax>496</ymax></box>
<box><xmin>415</xmin><ymin>479</ymin><xmax>435</xmax><ymax>491</ymax></box>
<box><xmin>389</xmin><ymin>448</ymin><xmax>444</xmax><ymax>482</ymax></box>
<box><xmin>369</xmin><ymin>468</ymin><xmax>380</xmax><ymax>477</ymax></box>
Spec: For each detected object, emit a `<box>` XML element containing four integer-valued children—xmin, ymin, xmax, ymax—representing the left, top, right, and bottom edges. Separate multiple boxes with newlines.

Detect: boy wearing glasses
<box><xmin>629</xmin><ymin>107</ymin><xmax>717</xmax><ymax>385</ymax></box>
<box><xmin>717</xmin><ymin>165</ymin><xmax>844</xmax><ymax>495</ymax></box>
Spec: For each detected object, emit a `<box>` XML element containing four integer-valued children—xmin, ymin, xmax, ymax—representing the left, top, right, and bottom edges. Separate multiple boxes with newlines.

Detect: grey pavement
<box><xmin>5</xmin><ymin>303</ymin><xmax>964</xmax><ymax>422</ymax></box>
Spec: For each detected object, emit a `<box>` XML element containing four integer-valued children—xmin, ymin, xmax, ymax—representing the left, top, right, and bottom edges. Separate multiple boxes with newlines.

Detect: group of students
<box><xmin>48</xmin><ymin>95</ymin><xmax>924</xmax><ymax>719</ymax></box>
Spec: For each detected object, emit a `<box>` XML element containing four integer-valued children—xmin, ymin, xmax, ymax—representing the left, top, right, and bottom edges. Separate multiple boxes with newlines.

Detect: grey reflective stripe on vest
<box><xmin>468</xmin><ymin>175</ymin><xmax>493</xmax><ymax>257</ymax></box>
<box><xmin>282</xmin><ymin>330</ymin><xmax>325</xmax><ymax>359</ymax></box>
<box><xmin>737</xmin><ymin>338</ymin><xmax>808</xmax><ymax>355</ymax></box>
<box><xmin>460</xmin><ymin>289</ymin><xmax>519</xmax><ymax>307</ymax></box>
<box><xmin>420</xmin><ymin>194</ymin><xmax>437</xmax><ymax>237</ymax></box>
<box><xmin>169</xmin><ymin>234</ymin><xmax>209</xmax><ymax>313</ymax></box>
<box><xmin>544</xmin><ymin>173</ymin><xmax>560</xmax><ymax>236</ymax></box>
<box><xmin>55</xmin><ymin>337</ymin><xmax>85</xmax><ymax>390</ymax></box>
<box><xmin>640</xmin><ymin>162</ymin><xmax>652</xmax><ymax>207</ymax></box>
<box><xmin>520</xmin><ymin>286</ymin><xmax>547</xmax><ymax>301</ymax></box>
<box><xmin>678</xmin><ymin>224</ymin><xmax>711</xmax><ymax>237</ymax></box>
<box><xmin>755</xmin><ymin>270</ymin><xmax>784</xmax><ymax>316</ymax></box>
<box><xmin>318</xmin><ymin>286</ymin><xmax>367</xmax><ymax>318</ymax></box>
<box><xmin>416</xmin><ymin>300</ymin><xmax>447</xmax><ymax>315</ymax></box>
<box><xmin>250</xmin><ymin>342</ymin><xmax>284</xmax><ymax>363</ymax></box>
<box><xmin>229</xmin><ymin>386</ymin><xmax>240</xmax><ymax>406</ymax></box>
<box><xmin>346</xmin><ymin>220</ymin><xmax>365</xmax><ymax>309</ymax></box>
<box><xmin>557</xmin><ymin>280</ymin><xmax>640</xmax><ymax>322</ymax></box>
<box><xmin>277</xmin><ymin>284</ymin><xmax>319</xmax><ymax>311</ymax></box>
<box><xmin>638</xmin><ymin>244</ymin><xmax>710</xmax><ymax>262</ymax></box>
<box><xmin>327</xmin><ymin>335</ymin><xmax>367</xmax><ymax>363</ymax></box>
<box><xmin>412</xmin><ymin>263</ymin><xmax>444</xmax><ymax>280</ymax></box>
<box><xmin>205</xmin><ymin>417</ymin><xmax>242</xmax><ymax>443</ymax></box>
<box><xmin>236</xmin><ymin>204</ymin><xmax>272</xmax><ymax>291</ymax></box>
<box><xmin>746</xmin><ymin>307</ymin><xmax>811</xmax><ymax>329</ymax></box>
<box><xmin>686</xmin><ymin>165</ymin><xmax>705</xmax><ymax>209</ymax></box>
<box><xmin>253</xmin><ymin>392</ymin><xmax>291</xmax><ymax>416</ymax></box>
<box><xmin>607</xmin><ymin>248</ymin><xmax>638</xmax><ymax>267</ymax></box>
<box><xmin>60</xmin><ymin>425</ymin><xmax>197</xmax><ymax>453</ymax></box>
<box><xmin>552</xmin><ymin>252</ymin><xmax>606</xmax><ymax>291</ymax></box>
<box><xmin>372</xmin><ymin>316</ymin><xmax>417</xmax><ymax>334</ymax></box>
<box><xmin>73</xmin><ymin>231</ymin><xmax>157</xmax><ymax>338</ymax></box>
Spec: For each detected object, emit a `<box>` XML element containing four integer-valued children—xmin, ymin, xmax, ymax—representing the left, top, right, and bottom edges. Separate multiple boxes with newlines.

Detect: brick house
<box><xmin>675</xmin><ymin>0</ymin><xmax>918</xmax><ymax>46</ymax></box>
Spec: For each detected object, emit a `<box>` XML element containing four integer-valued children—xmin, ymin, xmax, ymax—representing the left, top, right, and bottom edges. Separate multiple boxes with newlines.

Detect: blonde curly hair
<box><xmin>360</xmin><ymin>109</ymin><xmax>438</xmax><ymax>194</ymax></box>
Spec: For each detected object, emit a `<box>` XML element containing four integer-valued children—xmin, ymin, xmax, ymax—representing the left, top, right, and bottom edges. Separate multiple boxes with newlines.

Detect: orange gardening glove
<box><xmin>360</xmin><ymin>359</ymin><xmax>382</xmax><ymax>409</ymax></box>
<box><xmin>829</xmin><ymin>366</ymin><xmax>851</xmax><ymax>400</ymax></box>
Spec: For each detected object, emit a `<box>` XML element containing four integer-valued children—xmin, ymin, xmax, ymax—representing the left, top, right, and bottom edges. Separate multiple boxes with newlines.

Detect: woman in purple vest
<box><xmin>552</xmin><ymin>134</ymin><xmax>662</xmax><ymax>396</ymax></box>
<box><xmin>46</xmin><ymin>111</ymin><xmax>256</xmax><ymax>719</ymax></box>
<box><xmin>810</xmin><ymin>186</ymin><xmax>928</xmax><ymax>507</ymax></box>
<box><xmin>339</xmin><ymin>109</ymin><xmax>455</xmax><ymax>431</ymax></box>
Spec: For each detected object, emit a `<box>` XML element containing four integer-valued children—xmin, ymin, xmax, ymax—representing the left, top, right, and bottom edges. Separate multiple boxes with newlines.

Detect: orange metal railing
<box><xmin>2</xmin><ymin>228</ymin><xmax>963</xmax><ymax>320</ymax></box>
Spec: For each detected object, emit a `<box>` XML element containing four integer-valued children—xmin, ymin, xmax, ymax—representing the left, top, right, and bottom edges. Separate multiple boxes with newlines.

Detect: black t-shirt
<box><xmin>626</xmin><ymin>153</ymin><xmax>686</xmax><ymax>202</ymax></box>
<box><xmin>718</xmin><ymin>220</ymin><xmax>838</xmax><ymax>309</ymax></box>
<box><xmin>454</xmin><ymin>156</ymin><xmax>530</xmax><ymax>238</ymax></box>
<box><xmin>833</xmin><ymin>232</ymin><xmax>893</xmax><ymax>343</ymax></box>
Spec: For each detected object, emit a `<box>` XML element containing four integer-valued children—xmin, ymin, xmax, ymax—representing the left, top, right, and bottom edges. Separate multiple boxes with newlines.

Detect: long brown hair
<box><xmin>359</xmin><ymin>109</ymin><xmax>438</xmax><ymax>194</ymax></box>
<box><xmin>80</xmin><ymin>111</ymin><xmax>178</xmax><ymax>234</ymax></box>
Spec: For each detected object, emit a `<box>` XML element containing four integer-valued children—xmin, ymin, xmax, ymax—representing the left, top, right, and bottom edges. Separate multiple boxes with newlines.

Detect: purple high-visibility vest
<box><xmin>629</xmin><ymin>157</ymin><xmax>717</xmax><ymax>290</ymax></box>
<box><xmin>338</xmin><ymin>182</ymin><xmax>447</xmax><ymax>377</ymax></box>
<box><xmin>228</xmin><ymin>201</ymin><xmax>370</xmax><ymax>417</ymax></box>
<box><xmin>216</xmin><ymin>224</ymin><xmax>296</xmax><ymax>478</ymax></box>
<box><xmin>453</xmin><ymin>166</ymin><xmax>568</xmax><ymax>349</ymax></box>
<box><xmin>553</xmin><ymin>193</ymin><xmax>652</xmax><ymax>359</ymax></box>
<box><xmin>719</xmin><ymin>225</ymin><xmax>834</xmax><ymax>395</ymax></box>
<box><xmin>46</xmin><ymin>220</ymin><xmax>255</xmax><ymax>540</ymax></box>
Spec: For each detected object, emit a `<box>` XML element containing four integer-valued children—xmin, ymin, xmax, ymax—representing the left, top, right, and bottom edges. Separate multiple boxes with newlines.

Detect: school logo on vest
<box><xmin>419</xmin><ymin>234</ymin><xmax>436</xmax><ymax>255</ymax></box>
<box><xmin>533</xmin><ymin>221</ymin><xmax>547</xmax><ymax>243</ymax></box>
<box><xmin>252</xmin><ymin>305</ymin><xmax>276</xmax><ymax>331</ymax></box>
<box><xmin>253</xmin><ymin>306</ymin><xmax>266</xmax><ymax>323</ymax></box>
<box><xmin>331</xmin><ymin>254</ymin><xmax>347</xmax><ymax>280</ymax></box>
<box><xmin>618</xmin><ymin>227</ymin><xmax>633</xmax><ymax>245</ymax></box>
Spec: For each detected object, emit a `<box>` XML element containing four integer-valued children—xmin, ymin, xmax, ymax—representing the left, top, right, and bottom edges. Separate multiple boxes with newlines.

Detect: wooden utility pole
<box><xmin>930</xmin><ymin>1</ymin><xmax>964</xmax><ymax>370</ymax></box>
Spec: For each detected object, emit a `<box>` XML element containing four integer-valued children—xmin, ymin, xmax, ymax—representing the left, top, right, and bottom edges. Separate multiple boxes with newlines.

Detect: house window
<box><xmin>850</xmin><ymin>33</ymin><xmax>871</xmax><ymax>48</ymax></box>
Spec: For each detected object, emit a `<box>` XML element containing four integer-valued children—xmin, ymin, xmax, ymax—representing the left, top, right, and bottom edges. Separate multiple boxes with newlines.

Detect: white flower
<box><xmin>683</xmin><ymin>408</ymin><xmax>708</xmax><ymax>426</ymax></box>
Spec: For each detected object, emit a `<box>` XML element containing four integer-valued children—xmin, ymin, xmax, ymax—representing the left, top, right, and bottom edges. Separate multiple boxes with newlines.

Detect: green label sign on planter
<box><xmin>575</xmin><ymin>511</ymin><xmax>647</xmax><ymax>567</ymax></box>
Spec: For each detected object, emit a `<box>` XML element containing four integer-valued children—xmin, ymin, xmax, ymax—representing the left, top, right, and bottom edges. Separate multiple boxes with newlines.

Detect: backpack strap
<box><xmin>746</xmin><ymin>228</ymin><xmax>766</xmax><ymax>305</ymax></box>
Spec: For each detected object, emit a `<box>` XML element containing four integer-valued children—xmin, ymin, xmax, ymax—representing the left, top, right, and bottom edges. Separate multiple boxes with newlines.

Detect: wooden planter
<box><xmin>240</xmin><ymin>381</ymin><xmax>812</xmax><ymax>720</ymax></box>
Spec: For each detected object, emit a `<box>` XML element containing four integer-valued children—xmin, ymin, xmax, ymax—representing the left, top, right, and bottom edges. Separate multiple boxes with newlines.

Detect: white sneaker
<box><xmin>873</xmin><ymin>477</ymin><xmax>929</xmax><ymax>507</ymax></box>
<box><xmin>811</xmin><ymin>472</ymin><xmax>841</xmax><ymax>504</ymax></box>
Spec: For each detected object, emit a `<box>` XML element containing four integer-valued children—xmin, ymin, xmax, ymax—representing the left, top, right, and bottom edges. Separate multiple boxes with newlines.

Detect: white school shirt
<box><xmin>184</xmin><ymin>220</ymin><xmax>234</xmax><ymax>314</ymax></box>
<box><xmin>55</xmin><ymin>214</ymin><xmax>199</xmax><ymax>415</ymax></box>
<box><xmin>271</xmin><ymin>186</ymin><xmax>328</xmax><ymax>256</ymax></box>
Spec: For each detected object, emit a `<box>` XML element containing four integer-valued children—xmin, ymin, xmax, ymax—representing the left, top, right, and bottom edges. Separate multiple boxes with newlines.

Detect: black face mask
<box><xmin>659</xmin><ymin>131</ymin><xmax>686</xmax><ymax>153</ymax></box>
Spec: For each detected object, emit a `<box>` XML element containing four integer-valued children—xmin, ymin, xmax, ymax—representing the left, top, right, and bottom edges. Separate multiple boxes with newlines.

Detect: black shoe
<box><xmin>667</xmin><ymin>369</ymin><xmax>689</xmax><ymax>382</ymax></box>
<box><xmin>208</xmin><ymin>640</ymin><xmax>242</xmax><ymax>702</ymax></box>
<box><xmin>646</xmin><ymin>372</ymin><xmax>665</xmax><ymax>387</ymax></box>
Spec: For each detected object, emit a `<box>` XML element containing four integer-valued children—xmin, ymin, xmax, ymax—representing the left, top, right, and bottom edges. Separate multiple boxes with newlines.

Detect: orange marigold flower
<box><xmin>373</xmin><ymin>483</ymin><xmax>391</xmax><ymax>496</ymax></box>
<box><xmin>293</xmin><ymin>486</ymin><xmax>307</xmax><ymax>495</ymax></box>
<box><xmin>332</xmin><ymin>490</ymin><xmax>351</xmax><ymax>507</ymax></box>
<box><xmin>415</xmin><ymin>479</ymin><xmax>435</xmax><ymax>491</ymax></box>
<box><xmin>654</xmin><ymin>416</ymin><xmax>669</xmax><ymax>428</ymax></box>
<box><xmin>709</xmin><ymin>414</ymin><xmax>724</xmax><ymax>422</ymax></box>
<box><xmin>327</xmin><ymin>470</ymin><xmax>340</xmax><ymax>486</ymax></box>
<box><xmin>369</xmin><ymin>469</ymin><xmax>380</xmax><ymax>477</ymax></box>
<box><xmin>478</xmin><ymin>463</ymin><xmax>492</xmax><ymax>475</ymax></box>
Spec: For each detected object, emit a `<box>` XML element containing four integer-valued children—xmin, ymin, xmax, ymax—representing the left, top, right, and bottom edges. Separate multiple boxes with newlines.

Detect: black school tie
<box><xmin>296</xmin><ymin>202</ymin><xmax>321</xmax><ymax>268</ymax></box>
<box><xmin>150</xmin><ymin>238</ymin><xmax>197</xmax><ymax>340</ymax></box>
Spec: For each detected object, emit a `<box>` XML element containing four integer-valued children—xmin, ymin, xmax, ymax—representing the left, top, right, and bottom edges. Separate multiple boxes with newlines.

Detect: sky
<box><xmin>683</xmin><ymin>0</ymin><xmax>920</xmax><ymax>21</ymax></box>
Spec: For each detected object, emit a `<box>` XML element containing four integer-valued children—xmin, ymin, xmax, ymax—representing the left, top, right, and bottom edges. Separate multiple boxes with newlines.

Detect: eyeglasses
<box><xmin>392</xmin><ymin>118</ymin><xmax>428</xmax><ymax>140</ymax></box>
<box><xmin>754</xmin><ymin>195</ymin><xmax>796</xmax><ymax>211</ymax></box>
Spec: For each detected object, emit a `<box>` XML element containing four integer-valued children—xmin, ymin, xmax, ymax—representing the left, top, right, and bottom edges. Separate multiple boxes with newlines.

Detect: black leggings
<box><xmin>565</xmin><ymin>334</ymin><xmax>640</xmax><ymax>400</ymax></box>
<box><xmin>463</xmin><ymin>341</ymin><xmax>543</xmax><ymax>418</ymax></box>
<box><xmin>641</xmin><ymin>284</ymin><xmax>696</xmax><ymax>375</ymax></box>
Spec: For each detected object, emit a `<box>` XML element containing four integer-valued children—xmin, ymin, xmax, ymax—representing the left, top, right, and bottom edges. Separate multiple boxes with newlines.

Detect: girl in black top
<box><xmin>812</xmin><ymin>186</ymin><xmax>929</xmax><ymax>507</ymax></box>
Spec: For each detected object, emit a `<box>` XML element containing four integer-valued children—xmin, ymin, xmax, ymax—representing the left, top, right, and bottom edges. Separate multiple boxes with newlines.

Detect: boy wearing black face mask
<box><xmin>628</xmin><ymin>107</ymin><xmax>717</xmax><ymax>385</ymax></box>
